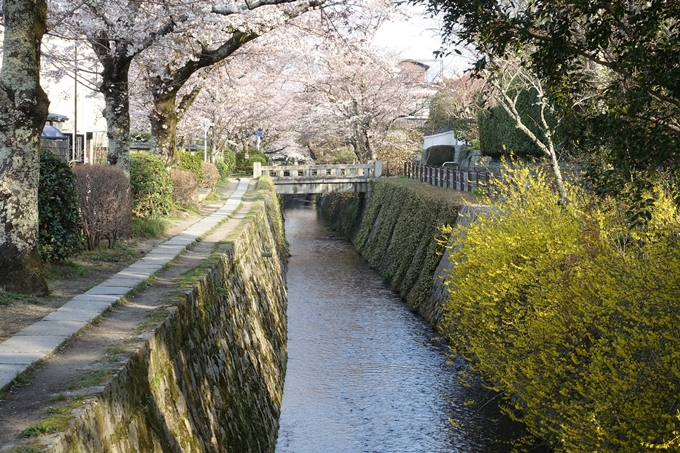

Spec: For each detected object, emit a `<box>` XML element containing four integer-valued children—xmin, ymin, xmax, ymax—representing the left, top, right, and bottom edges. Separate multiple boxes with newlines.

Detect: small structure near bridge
<box><xmin>253</xmin><ymin>161</ymin><xmax>382</xmax><ymax>194</ymax></box>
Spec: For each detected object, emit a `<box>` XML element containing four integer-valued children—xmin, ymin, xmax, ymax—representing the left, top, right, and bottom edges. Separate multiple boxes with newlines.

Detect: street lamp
<box><xmin>203</xmin><ymin>123</ymin><xmax>214</xmax><ymax>162</ymax></box>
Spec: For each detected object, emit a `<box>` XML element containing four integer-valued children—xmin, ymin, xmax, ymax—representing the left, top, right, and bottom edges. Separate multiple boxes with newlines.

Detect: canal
<box><xmin>275</xmin><ymin>199</ymin><xmax>527</xmax><ymax>453</ymax></box>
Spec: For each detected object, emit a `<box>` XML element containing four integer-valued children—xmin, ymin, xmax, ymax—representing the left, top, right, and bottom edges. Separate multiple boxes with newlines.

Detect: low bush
<box><xmin>220</xmin><ymin>150</ymin><xmax>236</xmax><ymax>178</ymax></box>
<box><xmin>201</xmin><ymin>161</ymin><xmax>219</xmax><ymax>189</ymax></box>
<box><xmin>424</xmin><ymin>145</ymin><xmax>455</xmax><ymax>166</ymax></box>
<box><xmin>73</xmin><ymin>165</ymin><xmax>131</xmax><ymax>250</ymax></box>
<box><xmin>129</xmin><ymin>153</ymin><xmax>173</xmax><ymax>218</ymax></box>
<box><xmin>178</xmin><ymin>151</ymin><xmax>204</xmax><ymax>185</ymax></box>
<box><xmin>171</xmin><ymin>168</ymin><xmax>199</xmax><ymax>207</ymax></box>
<box><xmin>234</xmin><ymin>150</ymin><xmax>269</xmax><ymax>173</ymax></box>
<box><xmin>441</xmin><ymin>162</ymin><xmax>680</xmax><ymax>451</ymax></box>
<box><xmin>38</xmin><ymin>148</ymin><xmax>83</xmax><ymax>262</ymax></box>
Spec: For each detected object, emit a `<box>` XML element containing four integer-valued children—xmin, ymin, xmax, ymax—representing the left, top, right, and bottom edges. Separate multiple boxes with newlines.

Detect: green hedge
<box><xmin>38</xmin><ymin>149</ymin><xmax>83</xmax><ymax>262</ymax></box>
<box><xmin>478</xmin><ymin>88</ymin><xmax>560</xmax><ymax>158</ymax></box>
<box><xmin>130</xmin><ymin>153</ymin><xmax>173</xmax><ymax>218</ymax></box>
<box><xmin>424</xmin><ymin>145</ymin><xmax>455</xmax><ymax>166</ymax></box>
<box><xmin>324</xmin><ymin>179</ymin><xmax>467</xmax><ymax>314</ymax></box>
<box><xmin>178</xmin><ymin>151</ymin><xmax>205</xmax><ymax>185</ymax></box>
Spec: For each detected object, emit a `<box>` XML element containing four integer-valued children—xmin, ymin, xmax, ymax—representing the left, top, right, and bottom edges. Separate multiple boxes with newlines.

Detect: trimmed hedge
<box><xmin>322</xmin><ymin>179</ymin><xmax>469</xmax><ymax>314</ymax></box>
<box><xmin>130</xmin><ymin>153</ymin><xmax>173</xmax><ymax>218</ymax></box>
<box><xmin>178</xmin><ymin>151</ymin><xmax>204</xmax><ymax>185</ymax></box>
<box><xmin>171</xmin><ymin>169</ymin><xmax>199</xmax><ymax>207</ymax></box>
<box><xmin>478</xmin><ymin>88</ymin><xmax>560</xmax><ymax>158</ymax></box>
<box><xmin>424</xmin><ymin>145</ymin><xmax>455</xmax><ymax>166</ymax></box>
<box><xmin>201</xmin><ymin>161</ymin><xmax>219</xmax><ymax>189</ymax></box>
<box><xmin>38</xmin><ymin>149</ymin><xmax>83</xmax><ymax>262</ymax></box>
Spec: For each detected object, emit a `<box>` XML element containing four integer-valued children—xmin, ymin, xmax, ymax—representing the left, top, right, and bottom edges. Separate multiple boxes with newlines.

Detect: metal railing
<box><xmin>404</xmin><ymin>162</ymin><xmax>493</xmax><ymax>193</ymax></box>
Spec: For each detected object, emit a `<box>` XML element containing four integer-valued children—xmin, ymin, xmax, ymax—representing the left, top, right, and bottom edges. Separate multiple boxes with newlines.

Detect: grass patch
<box><xmin>137</xmin><ymin>309</ymin><xmax>171</xmax><ymax>330</ymax></box>
<box><xmin>82</xmin><ymin>242</ymin><xmax>138</xmax><ymax>263</ymax></box>
<box><xmin>12</xmin><ymin>373</ymin><xmax>32</xmax><ymax>387</ymax></box>
<box><xmin>106</xmin><ymin>343</ymin><xmax>127</xmax><ymax>362</ymax></box>
<box><xmin>131</xmin><ymin>216</ymin><xmax>170</xmax><ymax>238</ymax></box>
<box><xmin>64</xmin><ymin>369</ymin><xmax>113</xmax><ymax>390</ymax></box>
<box><xmin>20</xmin><ymin>415</ymin><xmax>71</xmax><ymax>437</ymax></box>
<box><xmin>6</xmin><ymin>446</ymin><xmax>44</xmax><ymax>453</ymax></box>
<box><xmin>0</xmin><ymin>290</ymin><xmax>31</xmax><ymax>306</ymax></box>
<box><xmin>49</xmin><ymin>393</ymin><xmax>67</xmax><ymax>402</ymax></box>
<box><xmin>0</xmin><ymin>391</ymin><xmax>7</xmax><ymax>402</ymax></box>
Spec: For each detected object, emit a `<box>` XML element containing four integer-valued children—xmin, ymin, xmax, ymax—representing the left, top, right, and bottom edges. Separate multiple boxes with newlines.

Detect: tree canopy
<box><xmin>418</xmin><ymin>0</ymin><xmax>680</xmax><ymax>202</ymax></box>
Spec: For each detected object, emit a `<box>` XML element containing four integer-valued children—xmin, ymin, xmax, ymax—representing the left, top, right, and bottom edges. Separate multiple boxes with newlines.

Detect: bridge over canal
<box><xmin>253</xmin><ymin>161</ymin><xmax>383</xmax><ymax>194</ymax></box>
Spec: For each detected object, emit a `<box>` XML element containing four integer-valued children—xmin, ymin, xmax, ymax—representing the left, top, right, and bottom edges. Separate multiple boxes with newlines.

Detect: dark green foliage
<box><xmin>178</xmin><ymin>151</ymin><xmax>205</xmax><ymax>185</ymax></box>
<box><xmin>215</xmin><ymin>150</ymin><xmax>235</xmax><ymax>180</ymax></box>
<box><xmin>478</xmin><ymin>89</ymin><xmax>556</xmax><ymax>158</ymax></box>
<box><xmin>38</xmin><ymin>148</ymin><xmax>83</xmax><ymax>262</ymax></box>
<box><xmin>235</xmin><ymin>150</ymin><xmax>269</xmax><ymax>173</ymax></box>
<box><xmin>129</xmin><ymin>153</ymin><xmax>173</xmax><ymax>218</ymax></box>
<box><xmin>424</xmin><ymin>145</ymin><xmax>455</xmax><ymax>166</ymax></box>
<box><xmin>418</xmin><ymin>0</ymin><xmax>680</xmax><ymax>197</ymax></box>
<box><xmin>324</xmin><ymin>179</ymin><xmax>467</xmax><ymax>317</ymax></box>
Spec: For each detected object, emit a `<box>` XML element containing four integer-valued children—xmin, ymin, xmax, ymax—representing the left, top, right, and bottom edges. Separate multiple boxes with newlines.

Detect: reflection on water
<box><xmin>275</xmin><ymin>197</ymin><xmax>526</xmax><ymax>453</ymax></box>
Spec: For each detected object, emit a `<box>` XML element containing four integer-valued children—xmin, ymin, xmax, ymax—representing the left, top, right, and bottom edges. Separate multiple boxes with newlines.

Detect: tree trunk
<box><xmin>0</xmin><ymin>0</ymin><xmax>50</xmax><ymax>295</ymax></box>
<box><xmin>94</xmin><ymin>46</ymin><xmax>132</xmax><ymax>175</ymax></box>
<box><xmin>150</xmin><ymin>92</ymin><xmax>180</xmax><ymax>166</ymax></box>
<box><xmin>101</xmin><ymin>77</ymin><xmax>131</xmax><ymax>174</ymax></box>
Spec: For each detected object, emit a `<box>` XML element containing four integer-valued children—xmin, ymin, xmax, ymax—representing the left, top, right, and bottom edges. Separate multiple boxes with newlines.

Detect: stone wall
<box><xmin>320</xmin><ymin>178</ymin><xmax>478</xmax><ymax>326</ymax></box>
<box><xmin>48</xmin><ymin>195</ymin><xmax>287</xmax><ymax>453</ymax></box>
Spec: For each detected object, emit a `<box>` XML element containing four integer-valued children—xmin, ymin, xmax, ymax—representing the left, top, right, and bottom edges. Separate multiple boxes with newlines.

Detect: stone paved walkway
<box><xmin>0</xmin><ymin>179</ymin><xmax>250</xmax><ymax>392</ymax></box>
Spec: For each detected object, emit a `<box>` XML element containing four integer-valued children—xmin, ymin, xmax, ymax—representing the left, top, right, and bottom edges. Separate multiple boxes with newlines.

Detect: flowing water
<box><xmin>275</xmin><ymin>198</ymin><xmax>527</xmax><ymax>453</ymax></box>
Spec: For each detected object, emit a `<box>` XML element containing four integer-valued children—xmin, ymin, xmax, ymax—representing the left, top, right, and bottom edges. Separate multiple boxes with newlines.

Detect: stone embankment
<box><xmin>319</xmin><ymin>178</ymin><xmax>482</xmax><ymax>326</ymax></box>
<box><xmin>2</xmin><ymin>179</ymin><xmax>288</xmax><ymax>453</ymax></box>
<box><xmin>54</xmin><ymin>182</ymin><xmax>287</xmax><ymax>452</ymax></box>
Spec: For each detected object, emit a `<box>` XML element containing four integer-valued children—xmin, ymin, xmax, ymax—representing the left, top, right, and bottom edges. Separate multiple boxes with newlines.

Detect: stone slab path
<box><xmin>0</xmin><ymin>178</ymin><xmax>250</xmax><ymax>393</ymax></box>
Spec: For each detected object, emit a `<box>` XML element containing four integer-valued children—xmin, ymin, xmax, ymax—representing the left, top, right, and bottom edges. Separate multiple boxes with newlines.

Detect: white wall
<box><xmin>423</xmin><ymin>130</ymin><xmax>466</xmax><ymax>150</ymax></box>
<box><xmin>1</xmin><ymin>28</ymin><xmax>108</xmax><ymax>163</ymax></box>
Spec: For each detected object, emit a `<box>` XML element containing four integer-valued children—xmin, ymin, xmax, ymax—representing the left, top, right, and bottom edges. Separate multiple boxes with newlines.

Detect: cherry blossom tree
<box><xmin>300</xmin><ymin>43</ymin><xmax>430</xmax><ymax>162</ymax></box>
<box><xmin>0</xmin><ymin>0</ymin><xmax>50</xmax><ymax>294</ymax></box>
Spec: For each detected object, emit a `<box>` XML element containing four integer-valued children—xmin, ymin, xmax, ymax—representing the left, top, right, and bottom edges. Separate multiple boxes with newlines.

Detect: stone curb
<box><xmin>0</xmin><ymin>178</ymin><xmax>250</xmax><ymax>392</ymax></box>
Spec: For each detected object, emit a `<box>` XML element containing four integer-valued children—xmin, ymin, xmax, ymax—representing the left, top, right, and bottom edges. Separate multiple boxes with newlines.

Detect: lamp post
<box><xmin>203</xmin><ymin>123</ymin><xmax>214</xmax><ymax>162</ymax></box>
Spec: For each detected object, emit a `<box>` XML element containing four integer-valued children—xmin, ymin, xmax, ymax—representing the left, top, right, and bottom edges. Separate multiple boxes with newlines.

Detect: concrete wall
<box><xmin>48</xmin><ymin>197</ymin><xmax>287</xmax><ymax>453</ymax></box>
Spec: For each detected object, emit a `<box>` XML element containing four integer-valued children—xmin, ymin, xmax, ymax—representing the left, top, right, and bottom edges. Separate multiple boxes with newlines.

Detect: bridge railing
<box><xmin>253</xmin><ymin>161</ymin><xmax>382</xmax><ymax>179</ymax></box>
<box><xmin>404</xmin><ymin>161</ymin><xmax>494</xmax><ymax>193</ymax></box>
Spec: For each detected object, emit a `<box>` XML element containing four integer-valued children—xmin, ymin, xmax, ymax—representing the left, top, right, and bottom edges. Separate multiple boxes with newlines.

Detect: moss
<box><xmin>322</xmin><ymin>178</ymin><xmax>468</xmax><ymax>321</ymax></box>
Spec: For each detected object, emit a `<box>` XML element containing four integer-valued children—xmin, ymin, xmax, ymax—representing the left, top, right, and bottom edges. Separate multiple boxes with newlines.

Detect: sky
<box><xmin>372</xmin><ymin>5</ymin><xmax>473</xmax><ymax>80</ymax></box>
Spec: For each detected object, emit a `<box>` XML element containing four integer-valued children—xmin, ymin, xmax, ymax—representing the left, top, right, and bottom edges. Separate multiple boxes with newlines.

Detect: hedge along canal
<box><xmin>275</xmin><ymin>190</ymin><xmax>527</xmax><ymax>452</ymax></box>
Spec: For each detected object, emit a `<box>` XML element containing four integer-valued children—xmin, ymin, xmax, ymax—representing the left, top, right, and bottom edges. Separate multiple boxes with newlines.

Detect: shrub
<box><xmin>73</xmin><ymin>165</ymin><xmax>131</xmax><ymax>250</ymax></box>
<box><xmin>38</xmin><ymin>148</ymin><xmax>83</xmax><ymax>262</ymax></box>
<box><xmin>235</xmin><ymin>150</ymin><xmax>269</xmax><ymax>173</ymax></box>
<box><xmin>178</xmin><ymin>151</ymin><xmax>204</xmax><ymax>185</ymax></box>
<box><xmin>247</xmin><ymin>155</ymin><xmax>268</xmax><ymax>169</ymax></box>
<box><xmin>221</xmin><ymin>149</ymin><xmax>236</xmax><ymax>176</ymax></box>
<box><xmin>424</xmin><ymin>145</ymin><xmax>455</xmax><ymax>166</ymax></box>
<box><xmin>171</xmin><ymin>169</ymin><xmax>199</xmax><ymax>207</ymax></box>
<box><xmin>478</xmin><ymin>88</ymin><xmax>561</xmax><ymax>158</ymax></box>
<box><xmin>201</xmin><ymin>161</ymin><xmax>219</xmax><ymax>189</ymax></box>
<box><xmin>129</xmin><ymin>153</ymin><xmax>173</xmax><ymax>218</ymax></box>
<box><xmin>441</xmin><ymin>161</ymin><xmax>680</xmax><ymax>451</ymax></box>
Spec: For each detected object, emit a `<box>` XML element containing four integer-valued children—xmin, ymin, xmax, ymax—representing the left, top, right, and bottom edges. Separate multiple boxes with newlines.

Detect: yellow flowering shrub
<box><xmin>442</xmin><ymin>163</ymin><xmax>680</xmax><ymax>451</ymax></box>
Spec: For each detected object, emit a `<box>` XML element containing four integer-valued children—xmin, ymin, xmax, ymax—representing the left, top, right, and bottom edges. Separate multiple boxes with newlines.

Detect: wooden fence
<box><xmin>404</xmin><ymin>162</ymin><xmax>493</xmax><ymax>193</ymax></box>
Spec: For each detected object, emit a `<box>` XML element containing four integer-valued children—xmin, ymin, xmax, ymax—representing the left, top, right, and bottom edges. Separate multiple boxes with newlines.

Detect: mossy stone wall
<box><xmin>49</xmin><ymin>194</ymin><xmax>287</xmax><ymax>453</ymax></box>
<box><xmin>321</xmin><ymin>178</ymin><xmax>471</xmax><ymax>324</ymax></box>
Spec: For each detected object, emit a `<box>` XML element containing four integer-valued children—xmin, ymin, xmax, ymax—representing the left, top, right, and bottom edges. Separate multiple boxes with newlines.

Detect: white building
<box><xmin>1</xmin><ymin>28</ymin><xmax>108</xmax><ymax>164</ymax></box>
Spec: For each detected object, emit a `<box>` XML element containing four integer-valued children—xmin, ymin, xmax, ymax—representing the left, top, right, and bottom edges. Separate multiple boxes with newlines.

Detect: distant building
<box><xmin>1</xmin><ymin>27</ymin><xmax>108</xmax><ymax>164</ymax></box>
<box><xmin>396</xmin><ymin>60</ymin><xmax>439</xmax><ymax>128</ymax></box>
